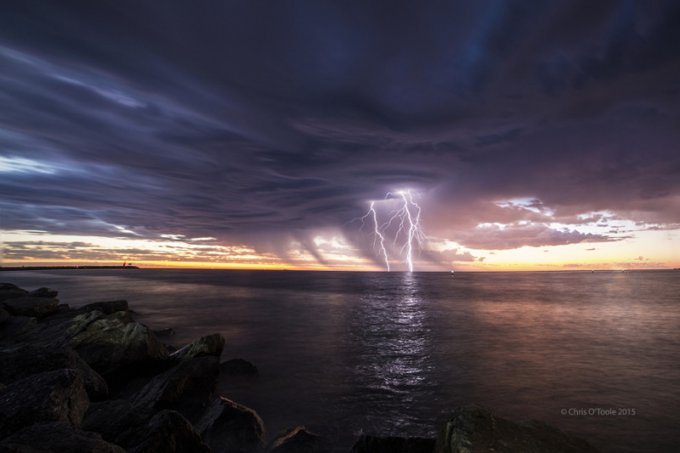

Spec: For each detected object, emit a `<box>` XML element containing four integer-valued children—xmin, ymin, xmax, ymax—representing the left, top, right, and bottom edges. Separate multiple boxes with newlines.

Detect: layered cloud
<box><xmin>1</xmin><ymin>1</ymin><xmax>679</xmax><ymax>269</ymax></box>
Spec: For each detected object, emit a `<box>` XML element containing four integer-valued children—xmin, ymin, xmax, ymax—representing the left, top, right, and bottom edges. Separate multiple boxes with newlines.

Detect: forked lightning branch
<box><xmin>357</xmin><ymin>190</ymin><xmax>426</xmax><ymax>272</ymax></box>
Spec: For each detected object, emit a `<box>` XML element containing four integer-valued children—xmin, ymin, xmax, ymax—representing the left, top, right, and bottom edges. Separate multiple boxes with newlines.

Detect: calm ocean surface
<box><xmin>5</xmin><ymin>269</ymin><xmax>680</xmax><ymax>452</ymax></box>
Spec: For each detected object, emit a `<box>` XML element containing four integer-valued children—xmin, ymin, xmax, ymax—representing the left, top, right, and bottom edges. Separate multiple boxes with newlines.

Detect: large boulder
<box><xmin>2</xmin><ymin>296</ymin><xmax>59</xmax><ymax>318</ymax></box>
<box><xmin>0</xmin><ymin>283</ymin><xmax>28</xmax><ymax>302</ymax></box>
<box><xmin>352</xmin><ymin>436</ymin><xmax>435</xmax><ymax>453</ymax></box>
<box><xmin>0</xmin><ymin>345</ymin><xmax>108</xmax><ymax>399</ymax></box>
<box><xmin>0</xmin><ymin>306</ymin><xmax>167</xmax><ymax>389</ymax></box>
<box><xmin>0</xmin><ymin>368</ymin><xmax>89</xmax><ymax>438</ymax></box>
<box><xmin>435</xmin><ymin>406</ymin><xmax>598</xmax><ymax>453</ymax></box>
<box><xmin>76</xmin><ymin>300</ymin><xmax>129</xmax><ymax>315</ymax></box>
<box><xmin>0</xmin><ymin>316</ymin><xmax>37</xmax><ymax>344</ymax></box>
<box><xmin>170</xmin><ymin>333</ymin><xmax>225</xmax><ymax>360</ymax></box>
<box><xmin>0</xmin><ymin>422</ymin><xmax>125</xmax><ymax>452</ymax></box>
<box><xmin>0</xmin><ymin>309</ymin><xmax>99</xmax><ymax>349</ymax></box>
<box><xmin>153</xmin><ymin>327</ymin><xmax>175</xmax><ymax>338</ymax></box>
<box><xmin>195</xmin><ymin>396</ymin><xmax>265</xmax><ymax>453</ymax></box>
<box><xmin>220</xmin><ymin>358</ymin><xmax>258</xmax><ymax>376</ymax></box>
<box><xmin>269</xmin><ymin>426</ymin><xmax>323</xmax><ymax>453</ymax></box>
<box><xmin>124</xmin><ymin>410</ymin><xmax>210</xmax><ymax>453</ymax></box>
<box><xmin>132</xmin><ymin>356</ymin><xmax>219</xmax><ymax>423</ymax></box>
<box><xmin>70</xmin><ymin>310</ymin><xmax>167</xmax><ymax>378</ymax></box>
<box><xmin>29</xmin><ymin>287</ymin><xmax>59</xmax><ymax>298</ymax></box>
<box><xmin>84</xmin><ymin>402</ymin><xmax>211</xmax><ymax>453</ymax></box>
<box><xmin>83</xmin><ymin>399</ymin><xmax>146</xmax><ymax>445</ymax></box>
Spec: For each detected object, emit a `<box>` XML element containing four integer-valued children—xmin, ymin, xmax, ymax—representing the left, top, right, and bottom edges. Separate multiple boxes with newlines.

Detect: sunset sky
<box><xmin>1</xmin><ymin>1</ymin><xmax>679</xmax><ymax>271</ymax></box>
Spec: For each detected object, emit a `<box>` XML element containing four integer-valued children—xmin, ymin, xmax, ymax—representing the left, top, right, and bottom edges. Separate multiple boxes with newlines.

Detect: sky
<box><xmin>1</xmin><ymin>0</ymin><xmax>679</xmax><ymax>271</ymax></box>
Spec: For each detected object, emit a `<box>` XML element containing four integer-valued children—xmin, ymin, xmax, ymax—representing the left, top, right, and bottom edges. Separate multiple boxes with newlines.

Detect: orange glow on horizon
<box><xmin>2</xmin><ymin>257</ymin><xmax>677</xmax><ymax>272</ymax></box>
<box><xmin>2</xmin><ymin>227</ymin><xmax>677</xmax><ymax>272</ymax></box>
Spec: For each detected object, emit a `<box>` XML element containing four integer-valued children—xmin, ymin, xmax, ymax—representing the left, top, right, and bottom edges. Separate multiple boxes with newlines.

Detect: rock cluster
<box><xmin>0</xmin><ymin>282</ymin><xmax>266</xmax><ymax>452</ymax></box>
<box><xmin>1</xmin><ymin>282</ymin><xmax>599</xmax><ymax>452</ymax></box>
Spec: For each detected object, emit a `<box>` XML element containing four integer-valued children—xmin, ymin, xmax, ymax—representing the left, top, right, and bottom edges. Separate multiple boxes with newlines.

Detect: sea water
<box><xmin>6</xmin><ymin>269</ymin><xmax>680</xmax><ymax>452</ymax></box>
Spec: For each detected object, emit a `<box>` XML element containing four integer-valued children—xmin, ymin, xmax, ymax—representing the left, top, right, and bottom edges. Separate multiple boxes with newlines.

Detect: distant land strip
<box><xmin>0</xmin><ymin>265</ymin><xmax>140</xmax><ymax>271</ymax></box>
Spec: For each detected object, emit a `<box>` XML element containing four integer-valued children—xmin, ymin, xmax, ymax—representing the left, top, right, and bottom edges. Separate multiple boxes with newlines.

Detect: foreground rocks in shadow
<box><xmin>0</xmin><ymin>368</ymin><xmax>89</xmax><ymax>438</ymax></box>
<box><xmin>0</xmin><ymin>344</ymin><xmax>108</xmax><ymax>399</ymax></box>
<box><xmin>269</xmin><ymin>426</ymin><xmax>323</xmax><ymax>453</ymax></box>
<box><xmin>0</xmin><ymin>283</ymin><xmax>28</xmax><ymax>302</ymax></box>
<box><xmin>435</xmin><ymin>406</ymin><xmax>598</xmax><ymax>453</ymax></box>
<box><xmin>170</xmin><ymin>333</ymin><xmax>225</xmax><ymax>360</ymax></box>
<box><xmin>221</xmin><ymin>358</ymin><xmax>259</xmax><ymax>376</ymax></box>
<box><xmin>195</xmin><ymin>396</ymin><xmax>266</xmax><ymax>453</ymax></box>
<box><xmin>82</xmin><ymin>399</ymin><xmax>146</xmax><ymax>445</ymax></box>
<box><xmin>76</xmin><ymin>300</ymin><xmax>129</xmax><ymax>315</ymax></box>
<box><xmin>0</xmin><ymin>284</ymin><xmax>270</xmax><ymax>453</ymax></box>
<box><xmin>29</xmin><ymin>287</ymin><xmax>59</xmax><ymax>298</ymax></box>
<box><xmin>70</xmin><ymin>310</ymin><xmax>167</xmax><ymax>378</ymax></box>
<box><xmin>2</xmin><ymin>295</ymin><xmax>60</xmax><ymax>318</ymax></box>
<box><xmin>153</xmin><ymin>327</ymin><xmax>175</xmax><ymax>338</ymax></box>
<box><xmin>0</xmin><ymin>422</ymin><xmax>125</xmax><ymax>453</ymax></box>
<box><xmin>123</xmin><ymin>410</ymin><xmax>210</xmax><ymax>453</ymax></box>
<box><xmin>0</xmin><ymin>285</ymin><xmax>59</xmax><ymax>319</ymax></box>
<box><xmin>0</xmin><ymin>297</ymin><xmax>168</xmax><ymax>389</ymax></box>
<box><xmin>0</xmin><ymin>316</ymin><xmax>36</xmax><ymax>343</ymax></box>
<box><xmin>352</xmin><ymin>435</ymin><xmax>436</xmax><ymax>453</ymax></box>
<box><xmin>84</xmin><ymin>401</ymin><xmax>212</xmax><ymax>453</ymax></box>
<box><xmin>132</xmin><ymin>355</ymin><xmax>220</xmax><ymax>423</ymax></box>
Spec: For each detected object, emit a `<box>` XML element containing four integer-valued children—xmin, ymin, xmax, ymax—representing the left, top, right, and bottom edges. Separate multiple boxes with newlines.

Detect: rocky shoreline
<box><xmin>0</xmin><ymin>282</ymin><xmax>599</xmax><ymax>452</ymax></box>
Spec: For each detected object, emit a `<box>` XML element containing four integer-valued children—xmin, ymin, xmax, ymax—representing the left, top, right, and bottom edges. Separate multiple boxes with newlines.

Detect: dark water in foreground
<box><xmin>6</xmin><ymin>269</ymin><xmax>680</xmax><ymax>452</ymax></box>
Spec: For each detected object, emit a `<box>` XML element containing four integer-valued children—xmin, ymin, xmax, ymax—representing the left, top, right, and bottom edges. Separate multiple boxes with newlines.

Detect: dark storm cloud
<box><xmin>1</xmin><ymin>0</ymin><xmax>679</xmax><ymax>262</ymax></box>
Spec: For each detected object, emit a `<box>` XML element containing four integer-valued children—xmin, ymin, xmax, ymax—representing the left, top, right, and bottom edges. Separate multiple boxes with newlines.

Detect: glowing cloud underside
<box><xmin>358</xmin><ymin>190</ymin><xmax>426</xmax><ymax>272</ymax></box>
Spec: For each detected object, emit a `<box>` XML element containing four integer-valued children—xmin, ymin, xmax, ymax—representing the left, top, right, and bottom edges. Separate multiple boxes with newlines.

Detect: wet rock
<box><xmin>170</xmin><ymin>333</ymin><xmax>225</xmax><ymax>360</ymax></box>
<box><xmin>2</xmin><ymin>296</ymin><xmax>59</xmax><ymax>318</ymax></box>
<box><xmin>352</xmin><ymin>435</ymin><xmax>435</xmax><ymax>453</ymax></box>
<box><xmin>165</xmin><ymin>344</ymin><xmax>178</xmax><ymax>353</ymax></box>
<box><xmin>0</xmin><ymin>316</ymin><xmax>36</xmax><ymax>344</ymax></box>
<box><xmin>435</xmin><ymin>406</ymin><xmax>598</xmax><ymax>453</ymax></box>
<box><xmin>220</xmin><ymin>358</ymin><xmax>259</xmax><ymax>376</ymax></box>
<box><xmin>29</xmin><ymin>287</ymin><xmax>59</xmax><ymax>298</ymax></box>
<box><xmin>269</xmin><ymin>426</ymin><xmax>323</xmax><ymax>453</ymax></box>
<box><xmin>82</xmin><ymin>399</ymin><xmax>145</xmax><ymax>444</ymax></box>
<box><xmin>77</xmin><ymin>300</ymin><xmax>128</xmax><ymax>315</ymax></box>
<box><xmin>0</xmin><ymin>345</ymin><xmax>108</xmax><ymax>399</ymax></box>
<box><xmin>70</xmin><ymin>310</ymin><xmax>167</xmax><ymax>378</ymax></box>
<box><xmin>1</xmin><ymin>309</ymin><xmax>99</xmax><ymax>350</ymax></box>
<box><xmin>195</xmin><ymin>396</ymin><xmax>265</xmax><ymax>453</ymax></box>
<box><xmin>0</xmin><ymin>368</ymin><xmax>89</xmax><ymax>438</ymax></box>
<box><xmin>153</xmin><ymin>327</ymin><xmax>175</xmax><ymax>337</ymax></box>
<box><xmin>124</xmin><ymin>410</ymin><xmax>210</xmax><ymax>453</ymax></box>
<box><xmin>0</xmin><ymin>307</ymin><xmax>166</xmax><ymax>389</ymax></box>
<box><xmin>132</xmin><ymin>356</ymin><xmax>219</xmax><ymax>423</ymax></box>
<box><xmin>0</xmin><ymin>422</ymin><xmax>125</xmax><ymax>452</ymax></box>
<box><xmin>0</xmin><ymin>283</ymin><xmax>28</xmax><ymax>302</ymax></box>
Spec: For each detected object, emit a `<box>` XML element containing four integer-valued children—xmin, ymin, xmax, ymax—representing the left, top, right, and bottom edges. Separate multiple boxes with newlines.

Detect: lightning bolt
<box><xmin>357</xmin><ymin>201</ymin><xmax>390</xmax><ymax>271</ymax></box>
<box><xmin>400</xmin><ymin>191</ymin><xmax>417</xmax><ymax>272</ymax></box>
<box><xmin>369</xmin><ymin>201</ymin><xmax>390</xmax><ymax>271</ymax></box>
<box><xmin>358</xmin><ymin>189</ymin><xmax>426</xmax><ymax>272</ymax></box>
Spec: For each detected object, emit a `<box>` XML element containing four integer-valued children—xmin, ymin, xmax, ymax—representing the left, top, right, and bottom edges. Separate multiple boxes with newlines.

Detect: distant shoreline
<box><xmin>0</xmin><ymin>266</ymin><xmax>676</xmax><ymax>273</ymax></box>
<box><xmin>0</xmin><ymin>266</ymin><xmax>140</xmax><ymax>272</ymax></box>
